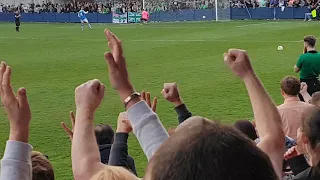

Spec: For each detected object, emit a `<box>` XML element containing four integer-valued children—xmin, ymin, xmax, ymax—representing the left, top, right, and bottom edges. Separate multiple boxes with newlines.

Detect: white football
<box><xmin>203</xmin><ymin>16</ymin><xmax>206</xmax><ymax>19</ymax></box>
<box><xmin>278</xmin><ymin>46</ymin><xmax>284</xmax><ymax>51</ymax></box>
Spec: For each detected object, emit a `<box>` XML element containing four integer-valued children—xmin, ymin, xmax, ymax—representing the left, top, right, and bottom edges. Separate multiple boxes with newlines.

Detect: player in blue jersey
<box><xmin>78</xmin><ymin>7</ymin><xmax>92</xmax><ymax>31</ymax></box>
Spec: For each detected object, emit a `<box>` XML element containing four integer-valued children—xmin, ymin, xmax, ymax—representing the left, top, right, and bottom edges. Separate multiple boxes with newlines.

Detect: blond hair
<box><xmin>91</xmin><ymin>166</ymin><xmax>140</xmax><ymax>180</ymax></box>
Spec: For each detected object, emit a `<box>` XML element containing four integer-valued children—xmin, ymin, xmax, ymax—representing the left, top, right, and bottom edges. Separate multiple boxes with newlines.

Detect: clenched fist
<box><xmin>162</xmin><ymin>83</ymin><xmax>182</xmax><ymax>107</ymax></box>
<box><xmin>75</xmin><ymin>79</ymin><xmax>105</xmax><ymax>118</ymax></box>
<box><xmin>224</xmin><ymin>49</ymin><xmax>254</xmax><ymax>80</ymax></box>
<box><xmin>300</xmin><ymin>82</ymin><xmax>308</xmax><ymax>95</ymax></box>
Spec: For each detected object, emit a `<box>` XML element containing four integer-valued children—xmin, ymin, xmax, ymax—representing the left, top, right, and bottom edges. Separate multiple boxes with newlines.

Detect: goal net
<box><xmin>144</xmin><ymin>0</ymin><xmax>231</xmax><ymax>21</ymax></box>
<box><xmin>213</xmin><ymin>0</ymin><xmax>231</xmax><ymax>21</ymax></box>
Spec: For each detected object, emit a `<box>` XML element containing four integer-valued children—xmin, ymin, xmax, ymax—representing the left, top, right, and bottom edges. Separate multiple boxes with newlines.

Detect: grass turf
<box><xmin>0</xmin><ymin>20</ymin><xmax>319</xmax><ymax>179</ymax></box>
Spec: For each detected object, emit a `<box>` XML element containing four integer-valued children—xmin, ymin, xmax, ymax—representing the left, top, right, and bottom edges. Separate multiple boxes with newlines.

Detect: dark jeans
<box><xmin>299</xmin><ymin>78</ymin><xmax>320</xmax><ymax>101</ymax></box>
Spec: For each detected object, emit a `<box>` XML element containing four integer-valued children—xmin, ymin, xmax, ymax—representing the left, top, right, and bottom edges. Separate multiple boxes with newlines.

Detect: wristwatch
<box><xmin>124</xmin><ymin>92</ymin><xmax>141</xmax><ymax>108</ymax></box>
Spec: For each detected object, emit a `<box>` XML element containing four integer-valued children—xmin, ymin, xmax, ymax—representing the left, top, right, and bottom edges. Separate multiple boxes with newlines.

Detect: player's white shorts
<box><xmin>80</xmin><ymin>18</ymin><xmax>89</xmax><ymax>23</ymax></box>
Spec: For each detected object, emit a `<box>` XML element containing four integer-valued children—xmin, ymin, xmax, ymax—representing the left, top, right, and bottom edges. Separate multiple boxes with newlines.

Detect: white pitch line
<box><xmin>131</xmin><ymin>39</ymin><xmax>301</xmax><ymax>43</ymax></box>
<box><xmin>236</xmin><ymin>22</ymin><xmax>280</xmax><ymax>27</ymax></box>
<box><xmin>0</xmin><ymin>36</ymin><xmax>103</xmax><ymax>42</ymax></box>
<box><xmin>54</xmin><ymin>26</ymin><xmax>209</xmax><ymax>29</ymax></box>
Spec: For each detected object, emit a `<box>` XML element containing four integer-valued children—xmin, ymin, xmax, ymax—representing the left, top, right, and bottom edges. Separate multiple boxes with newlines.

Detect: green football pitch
<box><xmin>0</xmin><ymin>20</ymin><xmax>319</xmax><ymax>179</ymax></box>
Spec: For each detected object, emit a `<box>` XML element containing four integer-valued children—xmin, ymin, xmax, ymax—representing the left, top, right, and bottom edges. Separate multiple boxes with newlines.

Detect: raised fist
<box><xmin>162</xmin><ymin>83</ymin><xmax>182</xmax><ymax>106</ymax></box>
<box><xmin>75</xmin><ymin>79</ymin><xmax>105</xmax><ymax>116</ymax></box>
<box><xmin>224</xmin><ymin>49</ymin><xmax>254</xmax><ymax>80</ymax></box>
<box><xmin>300</xmin><ymin>82</ymin><xmax>308</xmax><ymax>95</ymax></box>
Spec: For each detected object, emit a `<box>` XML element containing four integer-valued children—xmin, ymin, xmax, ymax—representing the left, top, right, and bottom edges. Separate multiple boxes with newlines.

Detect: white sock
<box><xmin>88</xmin><ymin>23</ymin><xmax>92</xmax><ymax>29</ymax></box>
<box><xmin>81</xmin><ymin>24</ymin><xmax>84</xmax><ymax>31</ymax></box>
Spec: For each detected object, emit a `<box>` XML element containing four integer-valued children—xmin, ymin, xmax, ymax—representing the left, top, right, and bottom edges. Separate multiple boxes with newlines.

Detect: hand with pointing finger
<box><xmin>223</xmin><ymin>49</ymin><xmax>254</xmax><ymax>80</ymax></box>
<box><xmin>0</xmin><ymin>62</ymin><xmax>31</xmax><ymax>143</ymax></box>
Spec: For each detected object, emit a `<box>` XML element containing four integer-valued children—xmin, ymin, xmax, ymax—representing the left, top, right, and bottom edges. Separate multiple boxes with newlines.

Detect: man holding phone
<box><xmin>294</xmin><ymin>35</ymin><xmax>320</xmax><ymax>100</ymax></box>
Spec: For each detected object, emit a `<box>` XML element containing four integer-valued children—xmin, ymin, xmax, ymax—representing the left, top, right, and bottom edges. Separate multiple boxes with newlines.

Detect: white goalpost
<box><xmin>215</xmin><ymin>0</ymin><xmax>218</xmax><ymax>20</ymax></box>
<box><xmin>214</xmin><ymin>0</ymin><xmax>231</xmax><ymax>21</ymax></box>
<box><xmin>143</xmin><ymin>0</ymin><xmax>145</xmax><ymax>10</ymax></box>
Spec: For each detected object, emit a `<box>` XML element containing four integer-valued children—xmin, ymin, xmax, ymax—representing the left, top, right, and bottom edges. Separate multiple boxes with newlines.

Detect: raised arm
<box><xmin>72</xmin><ymin>79</ymin><xmax>106</xmax><ymax>180</ymax></box>
<box><xmin>162</xmin><ymin>83</ymin><xmax>192</xmax><ymax>124</ymax></box>
<box><xmin>0</xmin><ymin>62</ymin><xmax>32</xmax><ymax>180</ymax></box>
<box><xmin>299</xmin><ymin>82</ymin><xmax>311</xmax><ymax>103</ymax></box>
<box><xmin>109</xmin><ymin>112</ymin><xmax>137</xmax><ymax>176</ymax></box>
<box><xmin>104</xmin><ymin>29</ymin><xmax>169</xmax><ymax>161</ymax></box>
<box><xmin>224</xmin><ymin>49</ymin><xmax>285</xmax><ymax>178</ymax></box>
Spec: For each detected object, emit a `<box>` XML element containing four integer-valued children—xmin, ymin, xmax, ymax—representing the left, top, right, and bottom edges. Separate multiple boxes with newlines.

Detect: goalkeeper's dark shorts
<box><xmin>15</xmin><ymin>21</ymin><xmax>20</xmax><ymax>26</ymax></box>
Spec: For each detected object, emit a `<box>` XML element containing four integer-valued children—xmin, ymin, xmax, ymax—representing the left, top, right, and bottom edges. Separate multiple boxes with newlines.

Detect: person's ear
<box><xmin>301</xmin><ymin>132</ymin><xmax>309</xmax><ymax>145</ymax></box>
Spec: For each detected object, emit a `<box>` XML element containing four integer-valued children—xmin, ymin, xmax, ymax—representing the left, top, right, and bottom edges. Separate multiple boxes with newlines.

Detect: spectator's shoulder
<box><xmin>277</xmin><ymin>103</ymin><xmax>285</xmax><ymax>109</ymax></box>
<box><xmin>295</xmin><ymin>100</ymin><xmax>313</xmax><ymax>106</ymax></box>
<box><xmin>304</xmin><ymin>101</ymin><xmax>314</xmax><ymax>107</ymax></box>
<box><xmin>299</xmin><ymin>53</ymin><xmax>307</xmax><ymax>58</ymax></box>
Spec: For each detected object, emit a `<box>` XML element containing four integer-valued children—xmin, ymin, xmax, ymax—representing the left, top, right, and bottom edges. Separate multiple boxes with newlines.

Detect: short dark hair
<box><xmin>146</xmin><ymin>117</ymin><xmax>278</xmax><ymax>180</ymax></box>
<box><xmin>234</xmin><ymin>120</ymin><xmax>258</xmax><ymax>141</ymax></box>
<box><xmin>281</xmin><ymin>76</ymin><xmax>301</xmax><ymax>96</ymax></box>
<box><xmin>94</xmin><ymin>124</ymin><xmax>114</xmax><ymax>145</ymax></box>
<box><xmin>304</xmin><ymin>35</ymin><xmax>316</xmax><ymax>47</ymax></box>
<box><xmin>31</xmin><ymin>151</ymin><xmax>55</xmax><ymax>180</ymax></box>
<box><xmin>311</xmin><ymin>92</ymin><xmax>320</xmax><ymax>107</ymax></box>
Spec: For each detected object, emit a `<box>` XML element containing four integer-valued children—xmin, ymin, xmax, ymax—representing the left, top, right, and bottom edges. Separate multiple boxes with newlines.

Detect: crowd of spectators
<box><xmin>230</xmin><ymin>0</ymin><xmax>316</xmax><ymax>8</ymax></box>
<box><xmin>0</xmin><ymin>1</ymin><xmax>142</xmax><ymax>13</ymax></box>
<box><xmin>1</xmin><ymin>0</ymin><xmax>317</xmax><ymax>14</ymax></box>
<box><xmin>0</xmin><ymin>29</ymin><xmax>320</xmax><ymax>180</ymax></box>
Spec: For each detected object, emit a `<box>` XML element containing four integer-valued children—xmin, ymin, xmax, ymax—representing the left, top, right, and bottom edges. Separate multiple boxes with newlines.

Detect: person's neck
<box><xmin>307</xmin><ymin>47</ymin><xmax>316</xmax><ymax>52</ymax></box>
<box><xmin>284</xmin><ymin>95</ymin><xmax>299</xmax><ymax>102</ymax></box>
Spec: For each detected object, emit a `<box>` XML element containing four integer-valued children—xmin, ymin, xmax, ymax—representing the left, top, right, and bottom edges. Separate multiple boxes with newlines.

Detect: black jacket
<box><xmin>107</xmin><ymin>133</ymin><xmax>137</xmax><ymax>176</ymax></box>
<box><xmin>99</xmin><ymin>135</ymin><xmax>137</xmax><ymax>176</ymax></box>
<box><xmin>175</xmin><ymin>103</ymin><xmax>192</xmax><ymax>124</ymax></box>
<box><xmin>99</xmin><ymin>144</ymin><xmax>112</xmax><ymax>164</ymax></box>
<box><xmin>106</xmin><ymin>104</ymin><xmax>191</xmax><ymax>177</ymax></box>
